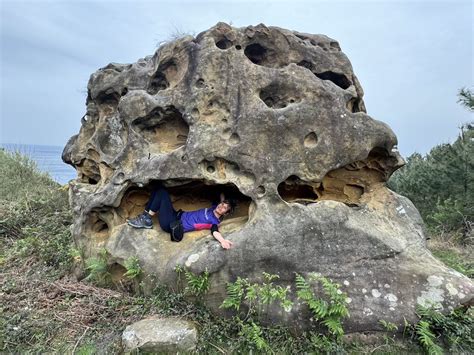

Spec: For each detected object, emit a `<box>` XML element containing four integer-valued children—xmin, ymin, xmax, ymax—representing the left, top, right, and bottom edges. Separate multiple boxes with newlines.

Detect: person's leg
<box><xmin>145</xmin><ymin>186</ymin><xmax>177</xmax><ymax>232</ymax></box>
<box><xmin>128</xmin><ymin>185</ymin><xmax>177</xmax><ymax>231</ymax></box>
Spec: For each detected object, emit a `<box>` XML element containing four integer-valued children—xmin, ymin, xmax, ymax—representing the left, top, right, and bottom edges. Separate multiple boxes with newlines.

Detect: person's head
<box><xmin>215</xmin><ymin>199</ymin><xmax>237</xmax><ymax>217</ymax></box>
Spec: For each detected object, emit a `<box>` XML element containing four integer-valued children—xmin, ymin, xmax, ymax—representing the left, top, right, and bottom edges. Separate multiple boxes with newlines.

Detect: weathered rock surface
<box><xmin>63</xmin><ymin>22</ymin><xmax>473</xmax><ymax>333</ymax></box>
<box><xmin>122</xmin><ymin>316</ymin><xmax>197</xmax><ymax>353</ymax></box>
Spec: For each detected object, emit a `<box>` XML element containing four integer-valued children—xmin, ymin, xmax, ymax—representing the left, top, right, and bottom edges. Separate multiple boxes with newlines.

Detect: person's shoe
<box><xmin>127</xmin><ymin>212</ymin><xmax>153</xmax><ymax>229</ymax></box>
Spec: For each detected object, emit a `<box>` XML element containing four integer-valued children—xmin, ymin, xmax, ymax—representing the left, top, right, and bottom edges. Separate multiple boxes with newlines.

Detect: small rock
<box><xmin>122</xmin><ymin>316</ymin><xmax>197</xmax><ymax>353</ymax></box>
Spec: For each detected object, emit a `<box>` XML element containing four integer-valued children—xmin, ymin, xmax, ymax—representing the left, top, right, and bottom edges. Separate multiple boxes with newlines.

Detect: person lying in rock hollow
<box><xmin>127</xmin><ymin>184</ymin><xmax>236</xmax><ymax>249</ymax></box>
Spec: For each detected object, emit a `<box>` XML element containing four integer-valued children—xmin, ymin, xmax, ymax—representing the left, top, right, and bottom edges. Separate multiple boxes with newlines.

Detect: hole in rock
<box><xmin>316</xmin><ymin>42</ymin><xmax>328</xmax><ymax>51</ymax></box>
<box><xmin>346</xmin><ymin>97</ymin><xmax>362</xmax><ymax>113</ymax></box>
<box><xmin>330</xmin><ymin>41</ymin><xmax>341</xmax><ymax>51</ymax></box>
<box><xmin>148</xmin><ymin>73</ymin><xmax>168</xmax><ymax>93</ymax></box>
<box><xmin>110</xmin><ymin>263</ymin><xmax>127</xmax><ymax>283</ymax></box>
<box><xmin>132</xmin><ymin>106</ymin><xmax>189</xmax><ymax>153</ymax></box>
<box><xmin>303</xmin><ymin>132</ymin><xmax>318</xmax><ymax>148</ymax></box>
<box><xmin>295</xmin><ymin>33</ymin><xmax>309</xmax><ymax>41</ymax></box>
<box><xmin>315</xmin><ymin>71</ymin><xmax>352</xmax><ymax>90</ymax></box>
<box><xmin>278</xmin><ymin>175</ymin><xmax>319</xmax><ymax>205</ymax></box>
<box><xmin>229</xmin><ymin>133</ymin><xmax>240</xmax><ymax>145</ymax></box>
<box><xmin>118</xmin><ymin>180</ymin><xmax>253</xmax><ymax>235</ymax></box>
<box><xmin>235</xmin><ymin>45</ymin><xmax>242</xmax><ymax>50</ymax></box>
<box><xmin>279</xmin><ymin>147</ymin><xmax>395</xmax><ymax>206</ymax></box>
<box><xmin>222</xmin><ymin>128</ymin><xmax>232</xmax><ymax>139</ymax></box>
<box><xmin>147</xmin><ymin>60</ymin><xmax>177</xmax><ymax>94</ymax></box>
<box><xmin>259</xmin><ymin>83</ymin><xmax>301</xmax><ymax>109</ymax></box>
<box><xmin>244</xmin><ymin>43</ymin><xmax>268</xmax><ymax>65</ymax></box>
<box><xmin>93</xmin><ymin>218</ymin><xmax>108</xmax><ymax>233</ymax></box>
<box><xmin>196</xmin><ymin>78</ymin><xmax>205</xmax><ymax>88</ymax></box>
<box><xmin>76</xmin><ymin>158</ymin><xmax>101</xmax><ymax>185</ymax></box>
<box><xmin>256</xmin><ymin>185</ymin><xmax>266</xmax><ymax>196</ymax></box>
<box><xmin>121</xmin><ymin>87</ymin><xmax>128</xmax><ymax>96</ymax></box>
<box><xmin>297</xmin><ymin>60</ymin><xmax>313</xmax><ymax>71</ymax></box>
<box><xmin>85</xmin><ymin>212</ymin><xmax>110</xmax><ymax>241</ymax></box>
<box><xmin>215</xmin><ymin>38</ymin><xmax>233</xmax><ymax>49</ymax></box>
<box><xmin>315</xmin><ymin>147</ymin><xmax>394</xmax><ymax>204</ymax></box>
<box><xmin>96</xmin><ymin>90</ymin><xmax>120</xmax><ymax>118</ymax></box>
<box><xmin>207</xmin><ymin>165</ymin><xmax>216</xmax><ymax>173</ymax></box>
<box><xmin>96</xmin><ymin>91</ymin><xmax>120</xmax><ymax>106</ymax></box>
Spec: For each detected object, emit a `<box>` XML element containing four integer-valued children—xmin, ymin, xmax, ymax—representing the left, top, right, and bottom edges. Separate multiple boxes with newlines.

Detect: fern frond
<box><xmin>416</xmin><ymin>320</ymin><xmax>443</xmax><ymax>355</ymax></box>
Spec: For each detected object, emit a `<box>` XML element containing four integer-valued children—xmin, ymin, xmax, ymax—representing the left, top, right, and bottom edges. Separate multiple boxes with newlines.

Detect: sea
<box><xmin>1</xmin><ymin>143</ymin><xmax>77</xmax><ymax>185</ymax></box>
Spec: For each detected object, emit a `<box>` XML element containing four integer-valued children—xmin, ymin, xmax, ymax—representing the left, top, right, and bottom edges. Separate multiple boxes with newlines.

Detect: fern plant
<box><xmin>174</xmin><ymin>265</ymin><xmax>209</xmax><ymax>297</ymax></box>
<box><xmin>221</xmin><ymin>272</ymin><xmax>293</xmax><ymax>315</ymax></box>
<box><xmin>221</xmin><ymin>277</ymin><xmax>247</xmax><ymax>311</ymax></box>
<box><xmin>411</xmin><ymin>304</ymin><xmax>474</xmax><ymax>354</ymax></box>
<box><xmin>238</xmin><ymin>320</ymin><xmax>270</xmax><ymax>351</ymax></box>
<box><xmin>123</xmin><ymin>256</ymin><xmax>142</xmax><ymax>279</ymax></box>
<box><xmin>220</xmin><ymin>272</ymin><xmax>294</xmax><ymax>352</ymax></box>
<box><xmin>295</xmin><ymin>273</ymin><xmax>349</xmax><ymax>341</ymax></box>
<box><xmin>416</xmin><ymin>320</ymin><xmax>443</xmax><ymax>355</ymax></box>
<box><xmin>84</xmin><ymin>248</ymin><xmax>110</xmax><ymax>286</ymax></box>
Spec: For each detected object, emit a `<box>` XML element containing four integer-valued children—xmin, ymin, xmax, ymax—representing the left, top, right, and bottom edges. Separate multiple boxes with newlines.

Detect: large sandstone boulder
<box><xmin>63</xmin><ymin>22</ymin><xmax>473</xmax><ymax>333</ymax></box>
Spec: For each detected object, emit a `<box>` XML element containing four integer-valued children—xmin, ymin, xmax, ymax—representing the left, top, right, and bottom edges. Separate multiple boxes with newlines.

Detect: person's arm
<box><xmin>211</xmin><ymin>224</ymin><xmax>233</xmax><ymax>249</ymax></box>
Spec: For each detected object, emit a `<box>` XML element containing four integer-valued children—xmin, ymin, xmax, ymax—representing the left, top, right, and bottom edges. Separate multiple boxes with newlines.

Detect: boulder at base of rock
<box><xmin>122</xmin><ymin>316</ymin><xmax>197</xmax><ymax>353</ymax></box>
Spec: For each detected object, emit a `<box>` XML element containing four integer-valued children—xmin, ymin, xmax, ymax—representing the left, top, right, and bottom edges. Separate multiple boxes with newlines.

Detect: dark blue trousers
<box><xmin>146</xmin><ymin>186</ymin><xmax>177</xmax><ymax>233</ymax></box>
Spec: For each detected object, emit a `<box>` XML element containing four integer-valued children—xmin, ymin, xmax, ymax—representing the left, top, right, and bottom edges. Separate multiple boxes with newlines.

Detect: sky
<box><xmin>0</xmin><ymin>0</ymin><xmax>472</xmax><ymax>157</ymax></box>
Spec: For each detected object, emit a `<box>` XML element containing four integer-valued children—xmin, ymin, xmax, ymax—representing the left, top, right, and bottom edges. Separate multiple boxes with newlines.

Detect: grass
<box><xmin>0</xmin><ymin>149</ymin><xmax>472</xmax><ymax>353</ymax></box>
<box><xmin>428</xmin><ymin>237</ymin><xmax>474</xmax><ymax>278</ymax></box>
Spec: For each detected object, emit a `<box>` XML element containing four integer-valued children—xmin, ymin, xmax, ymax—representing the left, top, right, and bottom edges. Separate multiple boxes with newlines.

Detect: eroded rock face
<box><xmin>63</xmin><ymin>22</ymin><xmax>473</xmax><ymax>333</ymax></box>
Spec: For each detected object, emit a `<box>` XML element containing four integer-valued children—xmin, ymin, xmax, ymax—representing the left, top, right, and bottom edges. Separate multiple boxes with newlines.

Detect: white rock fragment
<box><xmin>427</xmin><ymin>275</ymin><xmax>444</xmax><ymax>287</ymax></box>
<box><xmin>363</xmin><ymin>307</ymin><xmax>373</xmax><ymax>316</ymax></box>
<box><xmin>371</xmin><ymin>289</ymin><xmax>381</xmax><ymax>298</ymax></box>
<box><xmin>446</xmin><ymin>283</ymin><xmax>458</xmax><ymax>296</ymax></box>
<box><xmin>185</xmin><ymin>254</ymin><xmax>200</xmax><ymax>267</ymax></box>
<box><xmin>396</xmin><ymin>205</ymin><xmax>406</xmax><ymax>215</ymax></box>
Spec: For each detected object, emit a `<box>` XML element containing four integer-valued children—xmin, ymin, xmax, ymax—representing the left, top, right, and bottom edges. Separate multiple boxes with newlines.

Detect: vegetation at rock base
<box><xmin>1</xmin><ymin>85</ymin><xmax>473</xmax><ymax>355</ymax></box>
<box><xmin>175</xmin><ymin>265</ymin><xmax>210</xmax><ymax>297</ymax></box>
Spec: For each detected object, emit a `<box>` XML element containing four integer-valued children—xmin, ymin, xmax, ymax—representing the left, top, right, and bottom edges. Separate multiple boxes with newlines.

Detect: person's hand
<box><xmin>220</xmin><ymin>239</ymin><xmax>233</xmax><ymax>249</ymax></box>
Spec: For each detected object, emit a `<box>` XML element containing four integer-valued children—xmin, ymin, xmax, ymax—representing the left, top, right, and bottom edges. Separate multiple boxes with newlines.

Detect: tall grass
<box><xmin>0</xmin><ymin>149</ymin><xmax>73</xmax><ymax>270</ymax></box>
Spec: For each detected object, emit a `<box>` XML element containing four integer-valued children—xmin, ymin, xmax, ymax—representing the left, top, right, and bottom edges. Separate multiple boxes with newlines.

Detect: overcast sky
<box><xmin>1</xmin><ymin>0</ymin><xmax>472</xmax><ymax>157</ymax></box>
